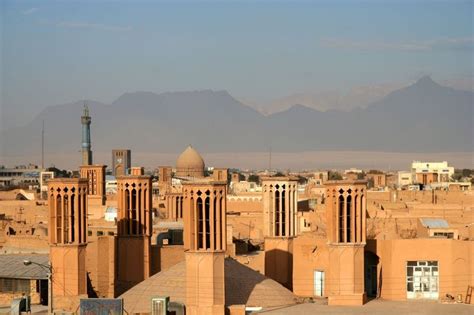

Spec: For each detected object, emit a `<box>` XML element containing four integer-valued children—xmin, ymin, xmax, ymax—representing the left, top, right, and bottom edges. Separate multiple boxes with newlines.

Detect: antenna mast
<box><xmin>41</xmin><ymin>120</ymin><xmax>44</xmax><ymax>169</ymax></box>
<box><xmin>269</xmin><ymin>146</ymin><xmax>272</xmax><ymax>172</ymax></box>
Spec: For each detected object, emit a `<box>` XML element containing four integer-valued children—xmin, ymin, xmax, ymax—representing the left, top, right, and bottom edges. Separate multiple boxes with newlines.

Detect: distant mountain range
<box><xmin>1</xmin><ymin>76</ymin><xmax>472</xmax><ymax>161</ymax></box>
<box><xmin>242</xmin><ymin>77</ymin><xmax>474</xmax><ymax>115</ymax></box>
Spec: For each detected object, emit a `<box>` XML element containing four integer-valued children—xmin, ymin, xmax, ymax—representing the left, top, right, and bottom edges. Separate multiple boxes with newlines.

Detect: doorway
<box><xmin>314</xmin><ymin>270</ymin><xmax>324</xmax><ymax>296</ymax></box>
<box><xmin>364</xmin><ymin>251</ymin><xmax>380</xmax><ymax>298</ymax></box>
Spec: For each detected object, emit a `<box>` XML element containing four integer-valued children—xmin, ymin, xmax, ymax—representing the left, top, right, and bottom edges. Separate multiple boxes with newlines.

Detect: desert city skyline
<box><xmin>0</xmin><ymin>1</ymin><xmax>473</xmax><ymax>315</ymax></box>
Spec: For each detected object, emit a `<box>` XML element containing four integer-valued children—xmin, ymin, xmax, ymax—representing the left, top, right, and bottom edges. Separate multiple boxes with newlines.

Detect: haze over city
<box><xmin>0</xmin><ymin>2</ymin><xmax>473</xmax><ymax>314</ymax></box>
<box><xmin>0</xmin><ymin>1</ymin><xmax>473</xmax><ymax>168</ymax></box>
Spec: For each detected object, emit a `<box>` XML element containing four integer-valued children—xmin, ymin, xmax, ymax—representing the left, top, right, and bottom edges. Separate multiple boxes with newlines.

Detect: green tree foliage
<box><xmin>297</xmin><ymin>176</ymin><xmax>308</xmax><ymax>185</ymax></box>
<box><xmin>47</xmin><ymin>167</ymin><xmax>72</xmax><ymax>178</ymax></box>
<box><xmin>328</xmin><ymin>171</ymin><xmax>343</xmax><ymax>180</ymax></box>
<box><xmin>248</xmin><ymin>174</ymin><xmax>260</xmax><ymax>184</ymax></box>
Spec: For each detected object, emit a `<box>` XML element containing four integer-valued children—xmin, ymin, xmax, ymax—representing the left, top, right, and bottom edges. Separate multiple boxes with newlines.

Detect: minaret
<box><xmin>81</xmin><ymin>103</ymin><xmax>92</xmax><ymax>165</ymax></box>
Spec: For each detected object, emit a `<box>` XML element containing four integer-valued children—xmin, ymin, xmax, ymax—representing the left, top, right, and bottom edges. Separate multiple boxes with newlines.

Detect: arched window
<box><xmin>71</xmin><ymin>194</ymin><xmax>75</xmax><ymax>243</ymax></box>
<box><xmin>175</xmin><ymin>197</ymin><xmax>179</xmax><ymax>219</ymax></box>
<box><xmin>281</xmin><ymin>187</ymin><xmax>286</xmax><ymax>237</ymax></box>
<box><xmin>275</xmin><ymin>187</ymin><xmax>280</xmax><ymax>236</ymax></box>
<box><xmin>338</xmin><ymin>194</ymin><xmax>344</xmax><ymax>242</ymax></box>
<box><xmin>124</xmin><ymin>189</ymin><xmax>130</xmax><ymax>234</ymax></box>
<box><xmin>219</xmin><ymin>196</ymin><xmax>223</xmax><ymax>250</ymax></box>
<box><xmin>143</xmin><ymin>189</ymin><xmax>147</xmax><ymax>210</ymax></box>
<box><xmin>354</xmin><ymin>195</ymin><xmax>358</xmax><ymax>242</ymax></box>
<box><xmin>131</xmin><ymin>189</ymin><xmax>137</xmax><ymax>235</ymax></box>
<box><xmin>63</xmin><ymin>194</ymin><xmax>69</xmax><ymax>243</ymax></box>
<box><xmin>197</xmin><ymin>197</ymin><xmax>203</xmax><ymax>249</ymax></box>
<box><xmin>205</xmin><ymin>196</ymin><xmax>210</xmax><ymax>249</ymax></box>
<box><xmin>138</xmin><ymin>189</ymin><xmax>142</xmax><ymax>234</ymax></box>
<box><xmin>213</xmin><ymin>196</ymin><xmax>217</xmax><ymax>250</ymax></box>
<box><xmin>82</xmin><ymin>192</ymin><xmax>87</xmax><ymax>241</ymax></box>
<box><xmin>56</xmin><ymin>194</ymin><xmax>62</xmax><ymax>243</ymax></box>
<box><xmin>78</xmin><ymin>191</ymin><xmax>82</xmax><ymax>243</ymax></box>
<box><xmin>346</xmin><ymin>195</ymin><xmax>352</xmax><ymax>243</ymax></box>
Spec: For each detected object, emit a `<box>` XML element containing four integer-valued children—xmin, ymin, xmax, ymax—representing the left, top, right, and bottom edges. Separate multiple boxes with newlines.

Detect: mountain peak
<box><xmin>413</xmin><ymin>75</ymin><xmax>440</xmax><ymax>89</ymax></box>
<box><xmin>288</xmin><ymin>104</ymin><xmax>315</xmax><ymax>112</ymax></box>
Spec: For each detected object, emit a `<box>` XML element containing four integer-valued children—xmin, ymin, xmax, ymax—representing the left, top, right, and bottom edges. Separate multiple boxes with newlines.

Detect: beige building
<box><xmin>112</xmin><ymin>149</ymin><xmax>131</xmax><ymax>176</ymax></box>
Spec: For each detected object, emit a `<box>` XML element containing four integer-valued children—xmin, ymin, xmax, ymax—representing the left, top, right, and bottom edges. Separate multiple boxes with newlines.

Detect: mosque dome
<box><xmin>175</xmin><ymin>145</ymin><xmax>205</xmax><ymax>178</ymax></box>
<box><xmin>120</xmin><ymin>258</ymin><xmax>297</xmax><ymax>313</ymax></box>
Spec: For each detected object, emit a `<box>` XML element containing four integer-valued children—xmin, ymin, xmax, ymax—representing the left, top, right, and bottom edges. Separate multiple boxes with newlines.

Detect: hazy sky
<box><xmin>1</xmin><ymin>0</ymin><xmax>473</xmax><ymax>128</ymax></box>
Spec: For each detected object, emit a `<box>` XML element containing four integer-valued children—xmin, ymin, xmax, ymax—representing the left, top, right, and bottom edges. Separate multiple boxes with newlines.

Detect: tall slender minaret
<box><xmin>81</xmin><ymin>103</ymin><xmax>92</xmax><ymax>165</ymax></box>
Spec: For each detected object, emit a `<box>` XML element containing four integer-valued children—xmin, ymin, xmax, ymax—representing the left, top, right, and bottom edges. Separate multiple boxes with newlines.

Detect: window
<box><xmin>433</xmin><ymin>232</ymin><xmax>454</xmax><ymax>239</ymax></box>
<box><xmin>406</xmin><ymin>261</ymin><xmax>438</xmax><ymax>300</ymax></box>
<box><xmin>0</xmin><ymin>278</ymin><xmax>31</xmax><ymax>293</ymax></box>
<box><xmin>338</xmin><ymin>195</ymin><xmax>344</xmax><ymax>242</ymax></box>
<box><xmin>281</xmin><ymin>187</ymin><xmax>286</xmax><ymax>236</ymax></box>
<box><xmin>346</xmin><ymin>195</ymin><xmax>352</xmax><ymax>242</ymax></box>
<box><xmin>204</xmin><ymin>196</ymin><xmax>210</xmax><ymax>249</ymax></box>
<box><xmin>197</xmin><ymin>197</ymin><xmax>204</xmax><ymax>249</ymax></box>
<box><xmin>275</xmin><ymin>186</ymin><xmax>280</xmax><ymax>236</ymax></box>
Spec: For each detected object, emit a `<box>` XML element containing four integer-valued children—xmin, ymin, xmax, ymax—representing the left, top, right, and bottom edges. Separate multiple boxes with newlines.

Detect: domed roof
<box><xmin>120</xmin><ymin>258</ymin><xmax>297</xmax><ymax>313</ymax></box>
<box><xmin>176</xmin><ymin>145</ymin><xmax>205</xmax><ymax>171</ymax></box>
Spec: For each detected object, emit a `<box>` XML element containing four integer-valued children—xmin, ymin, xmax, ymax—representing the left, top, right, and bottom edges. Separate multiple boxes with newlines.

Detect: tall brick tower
<box><xmin>48</xmin><ymin>178</ymin><xmax>88</xmax><ymax>311</ymax></box>
<box><xmin>79</xmin><ymin>164</ymin><xmax>106</xmax><ymax>207</ymax></box>
<box><xmin>182</xmin><ymin>180</ymin><xmax>227</xmax><ymax>315</ymax></box>
<box><xmin>325</xmin><ymin>180</ymin><xmax>367</xmax><ymax>305</ymax></box>
<box><xmin>115</xmin><ymin>171</ymin><xmax>152</xmax><ymax>295</ymax></box>
<box><xmin>261</xmin><ymin>176</ymin><xmax>298</xmax><ymax>289</ymax></box>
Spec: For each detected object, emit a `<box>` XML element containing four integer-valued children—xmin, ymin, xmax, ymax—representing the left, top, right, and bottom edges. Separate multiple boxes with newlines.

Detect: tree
<box><xmin>328</xmin><ymin>171</ymin><xmax>343</xmax><ymax>180</ymax></box>
<box><xmin>297</xmin><ymin>176</ymin><xmax>308</xmax><ymax>185</ymax></box>
<box><xmin>248</xmin><ymin>174</ymin><xmax>260</xmax><ymax>184</ymax></box>
<box><xmin>367</xmin><ymin>178</ymin><xmax>375</xmax><ymax>189</ymax></box>
<box><xmin>461</xmin><ymin>169</ymin><xmax>472</xmax><ymax>177</ymax></box>
<box><xmin>47</xmin><ymin>167</ymin><xmax>71</xmax><ymax>178</ymax></box>
<box><xmin>451</xmin><ymin>171</ymin><xmax>463</xmax><ymax>182</ymax></box>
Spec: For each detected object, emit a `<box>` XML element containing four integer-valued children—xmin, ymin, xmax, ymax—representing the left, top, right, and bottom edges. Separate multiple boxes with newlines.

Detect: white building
<box><xmin>411</xmin><ymin>161</ymin><xmax>454</xmax><ymax>185</ymax></box>
<box><xmin>397</xmin><ymin>171</ymin><xmax>413</xmax><ymax>187</ymax></box>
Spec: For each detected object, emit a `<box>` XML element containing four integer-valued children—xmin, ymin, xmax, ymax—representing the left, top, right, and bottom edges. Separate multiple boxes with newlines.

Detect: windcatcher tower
<box><xmin>261</xmin><ymin>176</ymin><xmax>298</xmax><ymax>289</ymax></box>
<box><xmin>79</xmin><ymin>164</ymin><xmax>106</xmax><ymax>208</ymax></box>
<box><xmin>115</xmin><ymin>169</ymin><xmax>152</xmax><ymax>295</ymax></box>
<box><xmin>81</xmin><ymin>104</ymin><xmax>92</xmax><ymax>165</ymax></box>
<box><xmin>325</xmin><ymin>180</ymin><xmax>367</xmax><ymax>305</ymax></box>
<box><xmin>182</xmin><ymin>179</ymin><xmax>227</xmax><ymax>315</ymax></box>
<box><xmin>48</xmin><ymin>178</ymin><xmax>88</xmax><ymax>311</ymax></box>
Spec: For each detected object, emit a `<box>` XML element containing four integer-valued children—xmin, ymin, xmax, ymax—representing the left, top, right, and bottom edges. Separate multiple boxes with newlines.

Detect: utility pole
<box><xmin>41</xmin><ymin>120</ymin><xmax>44</xmax><ymax>169</ymax></box>
<box><xmin>48</xmin><ymin>268</ymin><xmax>52</xmax><ymax>315</ymax></box>
<box><xmin>269</xmin><ymin>146</ymin><xmax>272</xmax><ymax>173</ymax></box>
